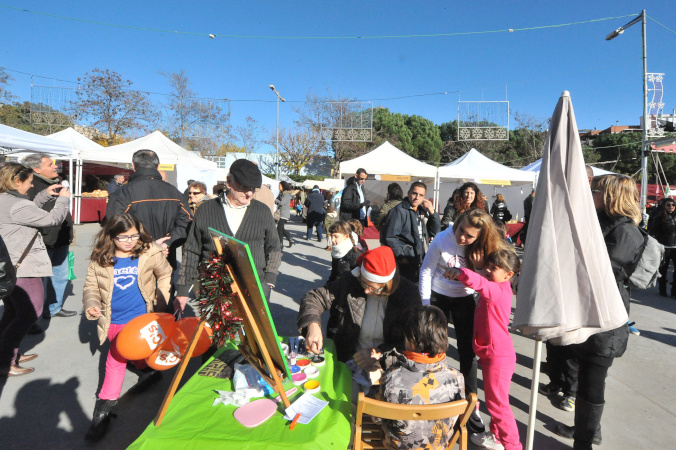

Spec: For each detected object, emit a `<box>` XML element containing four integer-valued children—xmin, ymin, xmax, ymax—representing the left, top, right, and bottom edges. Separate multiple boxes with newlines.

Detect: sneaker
<box><xmin>538</xmin><ymin>382</ymin><xmax>562</xmax><ymax>396</ymax></box>
<box><xmin>470</xmin><ymin>431</ymin><xmax>504</xmax><ymax>450</ymax></box>
<box><xmin>628</xmin><ymin>322</ymin><xmax>640</xmax><ymax>336</ymax></box>
<box><xmin>558</xmin><ymin>395</ymin><xmax>575</xmax><ymax>412</ymax></box>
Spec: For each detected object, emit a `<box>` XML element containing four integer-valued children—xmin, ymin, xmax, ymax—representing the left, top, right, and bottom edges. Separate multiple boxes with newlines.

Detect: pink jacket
<box><xmin>457</xmin><ymin>268</ymin><xmax>516</xmax><ymax>365</ymax></box>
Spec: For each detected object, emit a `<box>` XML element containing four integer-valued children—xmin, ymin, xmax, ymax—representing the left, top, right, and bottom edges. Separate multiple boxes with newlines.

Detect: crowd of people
<box><xmin>0</xmin><ymin>157</ymin><xmax>649</xmax><ymax>450</ymax></box>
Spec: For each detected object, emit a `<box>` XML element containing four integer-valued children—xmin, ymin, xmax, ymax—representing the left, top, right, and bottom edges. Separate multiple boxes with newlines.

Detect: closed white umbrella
<box><xmin>513</xmin><ymin>91</ymin><xmax>629</xmax><ymax>449</ymax></box>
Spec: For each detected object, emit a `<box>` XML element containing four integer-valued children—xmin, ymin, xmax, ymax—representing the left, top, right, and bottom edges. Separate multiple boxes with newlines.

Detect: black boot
<box><xmin>554</xmin><ymin>423</ymin><xmax>601</xmax><ymax>445</ymax></box>
<box><xmin>573</xmin><ymin>397</ymin><xmax>604</xmax><ymax>449</ymax></box>
<box><xmin>85</xmin><ymin>399</ymin><xmax>118</xmax><ymax>441</ymax></box>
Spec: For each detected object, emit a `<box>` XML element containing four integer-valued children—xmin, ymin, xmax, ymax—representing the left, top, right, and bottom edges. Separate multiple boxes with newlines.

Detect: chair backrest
<box><xmin>354</xmin><ymin>391</ymin><xmax>477</xmax><ymax>450</ymax></box>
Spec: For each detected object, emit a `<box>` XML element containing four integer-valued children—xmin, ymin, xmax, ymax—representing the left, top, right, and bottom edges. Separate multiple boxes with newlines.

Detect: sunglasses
<box><xmin>189</xmin><ymin>191</ymin><xmax>203</xmax><ymax>196</ymax></box>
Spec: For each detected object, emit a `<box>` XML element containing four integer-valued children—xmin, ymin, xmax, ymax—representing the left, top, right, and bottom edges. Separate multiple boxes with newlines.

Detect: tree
<box><xmin>0</xmin><ymin>101</ymin><xmax>68</xmax><ymax>135</ymax></box>
<box><xmin>161</xmin><ymin>70</ymin><xmax>230</xmax><ymax>151</ymax></box>
<box><xmin>275</xmin><ymin>127</ymin><xmax>325</xmax><ymax>175</ymax></box>
<box><xmin>0</xmin><ymin>68</ymin><xmax>15</xmax><ymax>104</ymax></box>
<box><xmin>73</xmin><ymin>68</ymin><xmax>154</xmax><ymax>145</ymax></box>
<box><xmin>235</xmin><ymin>116</ymin><xmax>267</xmax><ymax>157</ymax></box>
<box><xmin>405</xmin><ymin>114</ymin><xmax>442</xmax><ymax>165</ymax></box>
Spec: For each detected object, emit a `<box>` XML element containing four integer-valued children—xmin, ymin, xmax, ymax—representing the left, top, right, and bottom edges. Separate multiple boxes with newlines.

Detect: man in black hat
<box><xmin>175</xmin><ymin>159</ymin><xmax>282</xmax><ymax>311</ymax></box>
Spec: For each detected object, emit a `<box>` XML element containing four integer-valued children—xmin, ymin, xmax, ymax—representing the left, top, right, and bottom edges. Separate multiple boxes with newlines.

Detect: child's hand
<box><xmin>87</xmin><ymin>306</ymin><xmax>102</xmax><ymax>318</ymax></box>
<box><xmin>444</xmin><ymin>267</ymin><xmax>461</xmax><ymax>280</ymax></box>
<box><xmin>469</xmin><ymin>249</ymin><xmax>485</xmax><ymax>270</ymax></box>
<box><xmin>353</xmin><ymin>348</ymin><xmax>382</xmax><ymax>371</ymax></box>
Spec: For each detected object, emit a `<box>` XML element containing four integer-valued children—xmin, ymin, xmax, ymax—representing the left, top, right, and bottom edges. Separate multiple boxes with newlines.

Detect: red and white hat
<box><xmin>351</xmin><ymin>246</ymin><xmax>397</xmax><ymax>284</ymax></box>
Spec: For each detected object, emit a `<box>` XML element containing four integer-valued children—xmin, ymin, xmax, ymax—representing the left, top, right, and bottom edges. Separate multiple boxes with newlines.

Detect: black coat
<box><xmin>297</xmin><ymin>273</ymin><xmax>421</xmax><ymax>362</ymax></box>
<box><xmin>381</xmin><ymin>198</ymin><xmax>440</xmax><ymax>263</ymax></box>
<box><xmin>577</xmin><ymin>213</ymin><xmax>642</xmax><ymax>362</ymax></box>
<box><xmin>328</xmin><ymin>247</ymin><xmax>362</xmax><ymax>283</ymax></box>
<box><xmin>648</xmin><ymin>213</ymin><xmax>676</xmax><ymax>246</ymax></box>
<box><xmin>339</xmin><ymin>177</ymin><xmax>363</xmax><ymax>221</ymax></box>
<box><xmin>304</xmin><ymin>191</ymin><xmax>326</xmax><ymax>215</ymax></box>
<box><xmin>106</xmin><ymin>168</ymin><xmax>192</xmax><ymax>248</ymax></box>
<box><xmin>490</xmin><ymin>201</ymin><xmax>512</xmax><ymax>223</ymax></box>
<box><xmin>26</xmin><ymin>175</ymin><xmax>73</xmax><ymax>249</ymax></box>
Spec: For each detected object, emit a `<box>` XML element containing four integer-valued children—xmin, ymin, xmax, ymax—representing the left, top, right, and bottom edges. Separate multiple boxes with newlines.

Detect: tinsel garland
<box><xmin>197</xmin><ymin>253</ymin><xmax>243</xmax><ymax>348</ymax></box>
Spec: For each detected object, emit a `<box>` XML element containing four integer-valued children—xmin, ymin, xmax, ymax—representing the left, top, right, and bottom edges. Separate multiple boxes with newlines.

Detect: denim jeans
<box><xmin>43</xmin><ymin>245</ymin><xmax>70</xmax><ymax>316</ymax></box>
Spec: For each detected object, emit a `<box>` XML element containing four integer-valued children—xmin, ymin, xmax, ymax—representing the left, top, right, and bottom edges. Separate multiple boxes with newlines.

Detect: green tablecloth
<box><xmin>129</xmin><ymin>339</ymin><xmax>352</xmax><ymax>449</ymax></box>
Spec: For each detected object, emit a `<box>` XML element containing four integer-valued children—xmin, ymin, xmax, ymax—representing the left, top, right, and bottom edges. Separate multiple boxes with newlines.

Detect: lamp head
<box><xmin>605</xmin><ymin>28</ymin><xmax>625</xmax><ymax>41</ymax></box>
<box><xmin>269</xmin><ymin>84</ymin><xmax>275</xmax><ymax>90</ymax></box>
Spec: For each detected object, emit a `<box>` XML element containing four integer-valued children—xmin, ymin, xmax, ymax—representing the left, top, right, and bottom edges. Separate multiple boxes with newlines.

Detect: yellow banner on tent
<box><xmin>476</xmin><ymin>179</ymin><xmax>511</xmax><ymax>186</ymax></box>
<box><xmin>376</xmin><ymin>175</ymin><xmax>411</xmax><ymax>182</ymax></box>
<box><xmin>158</xmin><ymin>164</ymin><xmax>175</xmax><ymax>171</ymax></box>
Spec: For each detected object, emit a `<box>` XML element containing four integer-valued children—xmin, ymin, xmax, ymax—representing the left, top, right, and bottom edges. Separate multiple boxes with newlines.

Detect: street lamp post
<box><xmin>269</xmin><ymin>85</ymin><xmax>285</xmax><ymax>180</ymax></box>
<box><xmin>606</xmin><ymin>9</ymin><xmax>648</xmax><ymax>215</ymax></box>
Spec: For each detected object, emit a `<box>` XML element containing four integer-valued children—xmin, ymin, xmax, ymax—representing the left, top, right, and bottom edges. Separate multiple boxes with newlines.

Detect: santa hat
<box><xmin>351</xmin><ymin>246</ymin><xmax>397</xmax><ymax>284</ymax></box>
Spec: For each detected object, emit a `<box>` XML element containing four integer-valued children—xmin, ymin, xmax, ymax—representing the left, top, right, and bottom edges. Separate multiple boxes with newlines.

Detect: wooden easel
<box><xmin>154</xmin><ymin>236</ymin><xmax>290</xmax><ymax>426</ymax></box>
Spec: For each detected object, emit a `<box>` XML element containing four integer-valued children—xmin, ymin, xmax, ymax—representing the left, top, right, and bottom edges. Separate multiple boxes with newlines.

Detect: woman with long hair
<box><xmin>275</xmin><ymin>181</ymin><xmax>295</xmax><ymax>248</ymax></box>
<box><xmin>554</xmin><ymin>174</ymin><xmax>643</xmax><ymax>449</ymax></box>
<box><xmin>0</xmin><ymin>162</ymin><xmax>70</xmax><ymax>377</ymax></box>
<box><xmin>419</xmin><ymin>207</ymin><xmax>508</xmax><ymax>434</ymax></box>
<box><xmin>441</xmin><ymin>182</ymin><xmax>487</xmax><ymax>230</ymax></box>
<box><xmin>648</xmin><ymin>197</ymin><xmax>676</xmax><ymax>297</ymax></box>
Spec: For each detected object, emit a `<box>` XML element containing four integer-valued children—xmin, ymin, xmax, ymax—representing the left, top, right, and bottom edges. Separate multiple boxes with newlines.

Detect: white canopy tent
<box><xmin>521</xmin><ymin>158</ymin><xmax>614</xmax><ymax>177</ymax></box>
<box><xmin>437</xmin><ymin>149</ymin><xmax>536</xmax><ymax>219</ymax></box>
<box><xmin>339</xmin><ymin>141</ymin><xmax>439</xmax><ymax>207</ymax></box>
<box><xmin>46</xmin><ymin>128</ymin><xmax>108</xmax><ymax>224</ymax></box>
<box><xmin>108</xmin><ymin>131</ymin><xmax>217</xmax><ymax>190</ymax></box>
<box><xmin>0</xmin><ymin>124</ymin><xmax>76</xmax><ymax>215</ymax></box>
<box><xmin>0</xmin><ymin>124</ymin><xmax>73</xmax><ymax>156</ymax></box>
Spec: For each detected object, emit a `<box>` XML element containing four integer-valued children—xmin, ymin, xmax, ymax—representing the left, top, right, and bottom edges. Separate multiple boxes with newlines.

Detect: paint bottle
<box><xmin>289</xmin><ymin>351</ymin><xmax>297</xmax><ymax>366</ymax></box>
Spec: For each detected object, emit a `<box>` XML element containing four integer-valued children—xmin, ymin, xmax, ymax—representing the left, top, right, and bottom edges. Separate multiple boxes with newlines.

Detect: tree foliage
<box><xmin>0</xmin><ymin>68</ymin><xmax>16</xmax><ymax>104</ymax></box>
<box><xmin>73</xmin><ymin>68</ymin><xmax>154</xmax><ymax>146</ymax></box>
<box><xmin>0</xmin><ymin>101</ymin><xmax>68</xmax><ymax>135</ymax></box>
<box><xmin>160</xmin><ymin>70</ymin><xmax>230</xmax><ymax>155</ymax></box>
<box><xmin>275</xmin><ymin>127</ymin><xmax>325</xmax><ymax>175</ymax></box>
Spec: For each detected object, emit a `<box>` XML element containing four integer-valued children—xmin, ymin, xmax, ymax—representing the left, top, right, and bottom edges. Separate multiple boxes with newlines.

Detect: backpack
<box><xmin>628</xmin><ymin>227</ymin><xmax>664</xmax><ymax>289</ymax></box>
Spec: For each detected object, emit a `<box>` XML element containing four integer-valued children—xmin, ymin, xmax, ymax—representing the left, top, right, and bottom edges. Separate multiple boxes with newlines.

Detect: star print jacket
<box><xmin>375</xmin><ymin>350</ymin><xmax>465</xmax><ymax>450</ymax></box>
<box><xmin>83</xmin><ymin>243</ymin><xmax>172</xmax><ymax>345</ymax></box>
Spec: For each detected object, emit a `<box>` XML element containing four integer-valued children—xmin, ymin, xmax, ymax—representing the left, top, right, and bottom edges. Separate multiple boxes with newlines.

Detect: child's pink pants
<box><xmin>98</xmin><ymin>323</ymin><xmax>148</xmax><ymax>400</ymax></box>
<box><xmin>481</xmin><ymin>360</ymin><xmax>522</xmax><ymax>450</ymax></box>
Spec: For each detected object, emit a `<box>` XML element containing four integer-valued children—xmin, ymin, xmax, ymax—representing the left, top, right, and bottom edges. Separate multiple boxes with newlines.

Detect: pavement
<box><xmin>0</xmin><ymin>217</ymin><xmax>674</xmax><ymax>449</ymax></box>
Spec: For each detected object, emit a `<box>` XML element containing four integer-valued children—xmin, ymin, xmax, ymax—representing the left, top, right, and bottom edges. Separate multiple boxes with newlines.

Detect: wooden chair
<box><xmin>354</xmin><ymin>391</ymin><xmax>478</xmax><ymax>450</ymax></box>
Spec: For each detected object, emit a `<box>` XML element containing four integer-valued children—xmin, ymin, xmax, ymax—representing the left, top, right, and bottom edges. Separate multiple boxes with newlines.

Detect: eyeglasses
<box><xmin>115</xmin><ymin>234</ymin><xmax>140</xmax><ymax>242</ymax></box>
<box><xmin>359</xmin><ymin>278</ymin><xmax>385</xmax><ymax>293</ymax></box>
<box><xmin>667</xmin><ymin>204</ymin><xmax>676</xmax><ymax>207</ymax></box>
<box><xmin>188</xmin><ymin>191</ymin><xmax>203</xmax><ymax>196</ymax></box>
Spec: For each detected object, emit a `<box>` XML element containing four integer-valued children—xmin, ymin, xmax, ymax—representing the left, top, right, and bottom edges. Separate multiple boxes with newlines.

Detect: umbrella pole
<box><xmin>526</xmin><ymin>339</ymin><xmax>543</xmax><ymax>450</ymax></box>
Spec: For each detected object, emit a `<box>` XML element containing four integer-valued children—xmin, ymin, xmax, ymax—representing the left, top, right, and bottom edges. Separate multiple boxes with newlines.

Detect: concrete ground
<box><xmin>0</xmin><ymin>218</ymin><xmax>674</xmax><ymax>449</ymax></box>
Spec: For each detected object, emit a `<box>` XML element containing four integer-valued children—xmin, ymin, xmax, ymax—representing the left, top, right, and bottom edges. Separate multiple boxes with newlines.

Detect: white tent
<box><xmin>439</xmin><ymin>149</ymin><xmax>535</xmax><ymax>185</ymax></box>
<box><xmin>522</xmin><ymin>158</ymin><xmax>614</xmax><ymax>177</ymax></box>
<box><xmin>0</xmin><ymin>124</ymin><xmax>72</xmax><ymax>155</ymax></box>
<box><xmin>339</xmin><ymin>141</ymin><xmax>439</xmax><ymax>208</ymax></box>
<box><xmin>339</xmin><ymin>141</ymin><xmax>438</xmax><ymax>178</ymax></box>
<box><xmin>108</xmin><ymin>131</ymin><xmax>217</xmax><ymax>190</ymax></box>
<box><xmin>437</xmin><ymin>149</ymin><xmax>536</xmax><ymax>219</ymax></box>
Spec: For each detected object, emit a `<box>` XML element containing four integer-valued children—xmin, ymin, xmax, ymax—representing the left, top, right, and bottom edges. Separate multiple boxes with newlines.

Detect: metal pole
<box><xmin>640</xmin><ymin>9</ymin><xmax>648</xmax><ymax>216</ymax></box>
<box><xmin>275</xmin><ymin>95</ymin><xmax>280</xmax><ymax>180</ymax></box>
<box><xmin>525</xmin><ymin>339</ymin><xmax>543</xmax><ymax>450</ymax></box>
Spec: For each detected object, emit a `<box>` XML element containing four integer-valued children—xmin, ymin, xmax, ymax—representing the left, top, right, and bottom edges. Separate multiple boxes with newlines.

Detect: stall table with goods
<box><xmin>78</xmin><ymin>190</ymin><xmax>109</xmax><ymax>223</ymax></box>
<box><xmin>129</xmin><ymin>338</ymin><xmax>352</xmax><ymax>449</ymax></box>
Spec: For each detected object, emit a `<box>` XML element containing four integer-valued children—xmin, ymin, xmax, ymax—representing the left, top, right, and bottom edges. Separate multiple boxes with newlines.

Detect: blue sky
<box><xmin>1</xmin><ymin>1</ymin><xmax>675</xmax><ymax>157</ymax></box>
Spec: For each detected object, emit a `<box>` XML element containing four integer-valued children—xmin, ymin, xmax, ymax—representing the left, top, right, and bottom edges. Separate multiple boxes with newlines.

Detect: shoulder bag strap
<box><xmin>15</xmin><ymin>231</ymin><xmax>40</xmax><ymax>270</ymax></box>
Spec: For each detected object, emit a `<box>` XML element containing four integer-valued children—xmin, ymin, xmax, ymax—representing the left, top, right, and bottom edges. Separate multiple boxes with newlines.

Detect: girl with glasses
<box><xmin>83</xmin><ymin>213</ymin><xmax>172</xmax><ymax>441</ymax></box>
<box><xmin>648</xmin><ymin>198</ymin><xmax>676</xmax><ymax>297</ymax></box>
